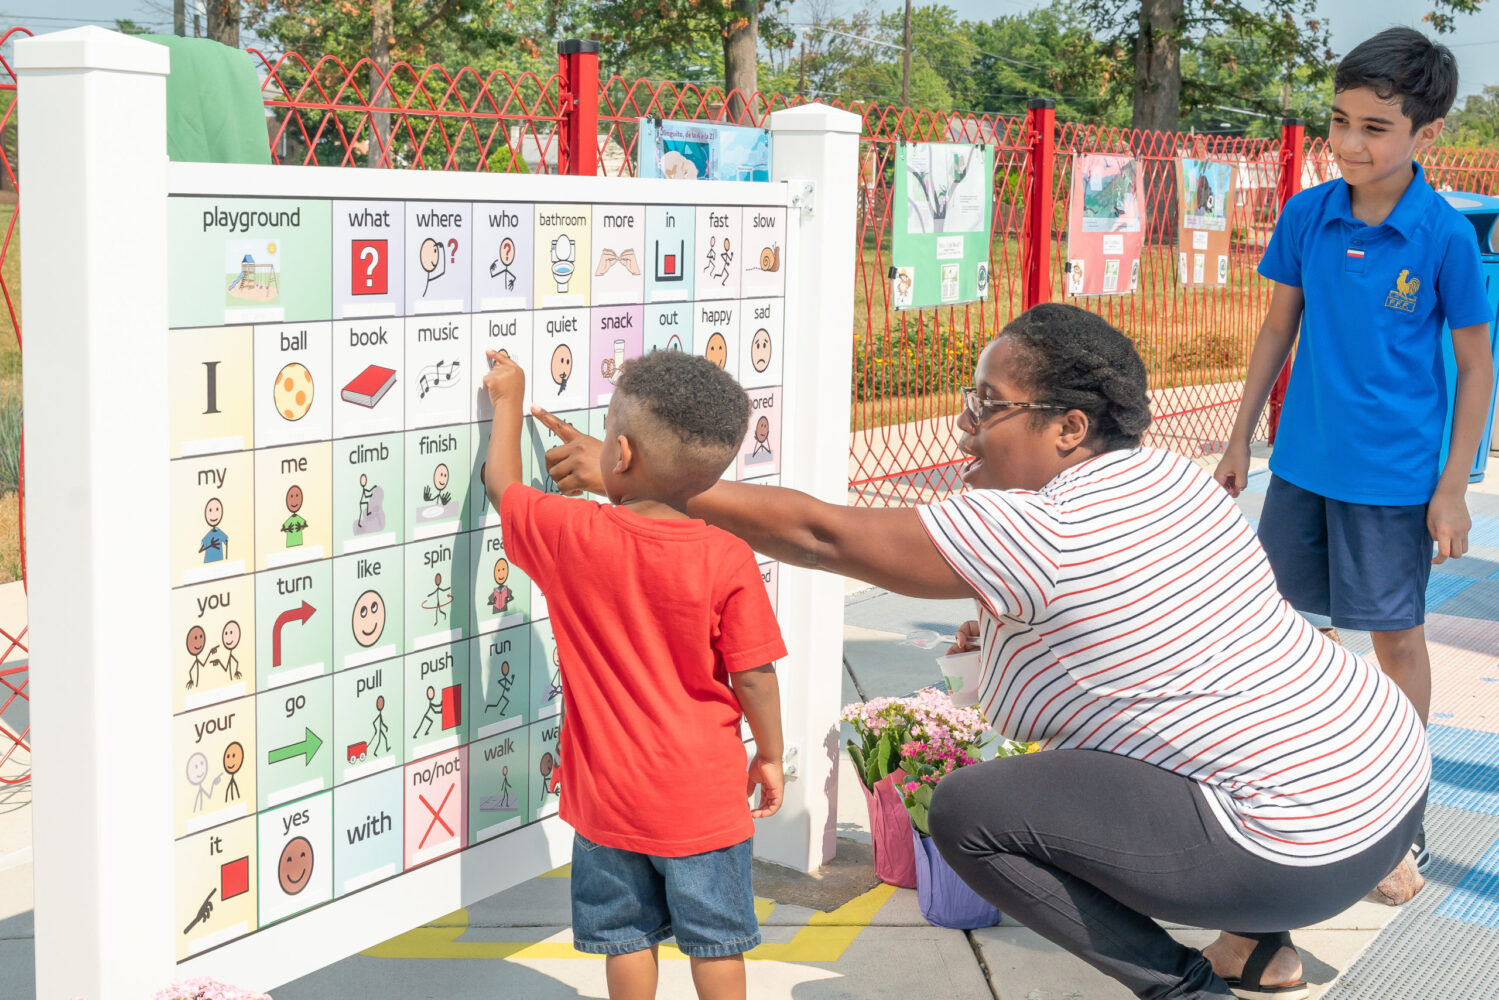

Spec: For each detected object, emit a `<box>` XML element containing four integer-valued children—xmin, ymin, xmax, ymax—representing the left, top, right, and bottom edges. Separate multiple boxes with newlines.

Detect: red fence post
<box><xmin>1267</xmin><ymin>116</ymin><xmax>1305</xmax><ymax>443</ymax></box>
<box><xmin>1021</xmin><ymin>98</ymin><xmax>1056</xmax><ymax>310</ymax></box>
<box><xmin>557</xmin><ymin>39</ymin><xmax>600</xmax><ymax>176</ymax></box>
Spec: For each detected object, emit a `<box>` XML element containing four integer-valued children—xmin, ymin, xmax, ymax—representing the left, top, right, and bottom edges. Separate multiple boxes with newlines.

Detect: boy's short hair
<box><xmin>1334</xmin><ymin>27</ymin><xmax>1458</xmax><ymax>129</ymax></box>
<box><xmin>613</xmin><ymin>350</ymin><xmax>749</xmax><ymax>487</ymax></box>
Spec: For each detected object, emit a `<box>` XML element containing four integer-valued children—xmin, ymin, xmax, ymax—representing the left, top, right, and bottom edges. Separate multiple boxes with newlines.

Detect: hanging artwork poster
<box><xmin>1065</xmin><ymin>153</ymin><xmax>1144</xmax><ymax>297</ymax></box>
<box><xmin>889</xmin><ymin>142</ymin><xmax>994</xmax><ymax>310</ymax></box>
<box><xmin>636</xmin><ymin>118</ymin><xmax>772</xmax><ymax>182</ymax></box>
<box><xmin>1176</xmin><ymin>158</ymin><xmax>1237</xmax><ymax>287</ymax></box>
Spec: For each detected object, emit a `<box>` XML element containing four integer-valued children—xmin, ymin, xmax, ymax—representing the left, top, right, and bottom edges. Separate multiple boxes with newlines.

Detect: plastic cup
<box><xmin>936</xmin><ymin>650</ymin><xmax>983</xmax><ymax>707</ymax></box>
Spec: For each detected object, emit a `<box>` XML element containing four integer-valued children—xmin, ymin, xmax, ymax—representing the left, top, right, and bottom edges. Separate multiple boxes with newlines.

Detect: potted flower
<box><xmin>842</xmin><ymin>695</ymin><xmax>923</xmax><ymax>887</ymax></box>
<box><xmin>154</xmin><ymin>980</ymin><xmax>272</xmax><ymax>1000</ymax></box>
<box><xmin>895</xmin><ymin>691</ymin><xmax>1035</xmax><ymax>930</ymax></box>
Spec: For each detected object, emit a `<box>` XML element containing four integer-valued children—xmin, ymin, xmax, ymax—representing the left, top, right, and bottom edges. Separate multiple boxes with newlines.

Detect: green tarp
<box><xmin>145</xmin><ymin>35</ymin><xmax>271</xmax><ymax>165</ymax></box>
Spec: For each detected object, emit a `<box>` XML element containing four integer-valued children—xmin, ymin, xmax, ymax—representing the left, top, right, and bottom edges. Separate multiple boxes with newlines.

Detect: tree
<box><xmin>1074</xmin><ymin>0</ymin><xmax>1331</xmax><ymax>134</ymax></box>
<box><xmin>240</xmin><ymin>1</ymin><xmax>542</xmax><ymax>71</ymax></box>
<box><xmin>1179</xmin><ymin>25</ymin><xmax>1334</xmax><ymax>137</ymax></box>
<box><xmin>758</xmin><ymin>0</ymin><xmax>881</xmax><ymax>102</ymax></box>
<box><xmin>961</xmin><ymin>5</ymin><xmax>1129</xmax><ymax>124</ymax></box>
<box><xmin>206</xmin><ymin>0</ymin><xmax>242</xmax><ymax>49</ymax></box>
<box><xmin>586</xmin><ymin>0</ymin><xmax>794</xmax><ymax>119</ymax></box>
<box><xmin>1438</xmin><ymin>85</ymin><xmax>1499</xmax><ymax>148</ymax></box>
<box><xmin>1425</xmin><ymin>0</ymin><xmax>1489</xmax><ymax>31</ymax></box>
<box><xmin>724</xmin><ymin>0</ymin><xmax>759</xmax><ymax>118</ymax></box>
<box><xmin>241</xmin><ymin>1</ymin><xmax>549</xmax><ymax>168</ymax></box>
<box><xmin>1076</xmin><ymin>0</ymin><xmax>1490</xmax><ymax>135</ymax></box>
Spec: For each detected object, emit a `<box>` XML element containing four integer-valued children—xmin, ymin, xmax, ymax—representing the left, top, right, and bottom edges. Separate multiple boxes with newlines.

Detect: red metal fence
<box><xmin>0</xmin><ymin>26</ymin><xmax>25</xmax><ymax>786</ymax></box>
<box><xmin>5</xmin><ymin>32</ymin><xmax>1499</xmax><ymax>508</ymax></box>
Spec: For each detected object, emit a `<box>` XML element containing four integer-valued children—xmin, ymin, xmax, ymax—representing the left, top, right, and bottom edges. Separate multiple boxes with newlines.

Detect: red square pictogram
<box><xmin>441</xmin><ymin>683</ymin><xmax>462</xmax><ymax>730</ymax></box>
<box><xmin>220</xmin><ymin>856</ymin><xmax>249</xmax><ymax>900</ymax></box>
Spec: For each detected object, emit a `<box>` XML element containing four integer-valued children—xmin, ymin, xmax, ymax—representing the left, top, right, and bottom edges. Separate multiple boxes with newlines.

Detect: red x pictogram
<box><xmin>417</xmin><ymin>784</ymin><xmax>455</xmax><ymax>849</ymax></box>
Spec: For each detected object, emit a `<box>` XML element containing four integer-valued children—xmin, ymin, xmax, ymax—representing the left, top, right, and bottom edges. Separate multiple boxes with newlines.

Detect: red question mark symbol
<box><xmin>447</xmin><ymin>238</ymin><xmax>458</xmax><ymax>264</ymax></box>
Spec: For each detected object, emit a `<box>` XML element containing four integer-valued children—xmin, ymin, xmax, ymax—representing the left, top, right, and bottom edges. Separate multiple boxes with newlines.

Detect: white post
<box><xmin>764</xmin><ymin>103</ymin><xmax>860</xmax><ymax>871</ymax></box>
<box><xmin>18</xmin><ymin>27</ymin><xmax>174</xmax><ymax>1000</ymax></box>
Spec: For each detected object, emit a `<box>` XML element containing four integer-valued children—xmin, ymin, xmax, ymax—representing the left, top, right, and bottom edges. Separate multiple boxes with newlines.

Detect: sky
<box><xmin>9</xmin><ymin>0</ymin><xmax>1499</xmax><ymax>100</ymax></box>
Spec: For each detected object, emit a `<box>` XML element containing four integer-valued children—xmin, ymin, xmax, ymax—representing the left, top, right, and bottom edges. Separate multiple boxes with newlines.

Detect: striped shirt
<box><xmin>918</xmin><ymin>447</ymin><xmax>1430</xmax><ymax>865</ymax></box>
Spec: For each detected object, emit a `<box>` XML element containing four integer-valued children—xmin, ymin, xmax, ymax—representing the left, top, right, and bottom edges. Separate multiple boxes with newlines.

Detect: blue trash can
<box><xmin>1438</xmin><ymin>191</ymin><xmax>1499</xmax><ymax>483</ymax></box>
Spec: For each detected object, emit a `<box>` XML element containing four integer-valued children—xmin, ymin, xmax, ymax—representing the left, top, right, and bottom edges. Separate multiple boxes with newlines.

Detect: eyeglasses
<box><xmin>959</xmin><ymin>386</ymin><xmax>1066</xmax><ymax>423</ymax></box>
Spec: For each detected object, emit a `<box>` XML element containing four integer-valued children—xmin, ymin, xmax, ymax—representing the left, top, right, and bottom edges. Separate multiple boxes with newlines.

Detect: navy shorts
<box><xmin>1257</xmin><ymin>475</ymin><xmax>1433</xmax><ymax>631</ymax></box>
<box><xmin>570</xmin><ymin>833</ymin><xmax>760</xmax><ymax>958</ymax></box>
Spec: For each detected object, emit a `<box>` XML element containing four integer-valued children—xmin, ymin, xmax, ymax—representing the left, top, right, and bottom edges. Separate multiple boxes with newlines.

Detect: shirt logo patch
<box><xmin>1384</xmin><ymin>268</ymin><xmax>1421</xmax><ymax>313</ymax></box>
<box><xmin>1346</xmin><ymin>248</ymin><xmax>1364</xmax><ymax>258</ymax></box>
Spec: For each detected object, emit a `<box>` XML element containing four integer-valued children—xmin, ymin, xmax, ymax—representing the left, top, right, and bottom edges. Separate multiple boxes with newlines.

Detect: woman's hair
<box><xmin>999</xmin><ymin>303</ymin><xmax>1152</xmax><ymax>449</ymax></box>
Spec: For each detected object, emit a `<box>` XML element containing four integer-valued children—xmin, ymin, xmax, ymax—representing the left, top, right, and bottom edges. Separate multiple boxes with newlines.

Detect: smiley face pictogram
<box><xmin>705</xmin><ymin>333</ymin><xmax>728</xmax><ymax>370</ymax></box>
<box><xmin>223</xmin><ymin>741</ymin><xmax>244</xmax><ymax>775</ymax></box>
<box><xmin>352</xmin><ymin>589</ymin><xmax>386</xmax><ymax>648</ymax></box>
<box><xmin>278</xmin><ymin>836</ymin><xmax>314</xmax><ymax>895</ymax></box>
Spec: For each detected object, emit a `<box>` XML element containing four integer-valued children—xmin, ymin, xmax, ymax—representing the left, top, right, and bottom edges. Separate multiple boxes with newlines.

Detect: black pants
<box><xmin>929</xmin><ymin>750</ymin><xmax>1423</xmax><ymax>1000</ymax></box>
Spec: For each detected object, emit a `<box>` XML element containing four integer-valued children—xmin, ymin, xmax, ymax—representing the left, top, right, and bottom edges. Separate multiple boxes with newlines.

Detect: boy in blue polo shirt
<box><xmin>1217</xmin><ymin>27</ymin><xmax>1493</xmax><ymax>872</ymax></box>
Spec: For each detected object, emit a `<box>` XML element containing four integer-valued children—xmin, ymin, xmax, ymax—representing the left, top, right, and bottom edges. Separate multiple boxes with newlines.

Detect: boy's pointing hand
<box><xmin>533</xmin><ymin>406</ymin><xmax>605</xmax><ymax>496</ymax></box>
<box><xmin>483</xmin><ymin>349</ymin><xmax>525</xmax><ymax>406</ymax></box>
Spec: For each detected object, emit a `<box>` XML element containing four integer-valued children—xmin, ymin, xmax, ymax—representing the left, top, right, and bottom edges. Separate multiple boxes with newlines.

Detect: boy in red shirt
<box><xmin>482</xmin><ymin>348</ymin><xmax>786</xmax><ymax>1000</ymax></box>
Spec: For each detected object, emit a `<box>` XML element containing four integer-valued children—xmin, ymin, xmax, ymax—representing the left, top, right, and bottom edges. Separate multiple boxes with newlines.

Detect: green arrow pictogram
<box><xmin>267</xmin><ymin>727</ymin><xmax>323</xmax><ymax>766</ymax></box>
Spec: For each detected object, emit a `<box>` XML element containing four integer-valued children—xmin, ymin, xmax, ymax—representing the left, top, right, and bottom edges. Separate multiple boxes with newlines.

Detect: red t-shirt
<box><xmin>500</xmin><ymin>484</ymin><xmax>787</xmax><ymax>856</ymax></box>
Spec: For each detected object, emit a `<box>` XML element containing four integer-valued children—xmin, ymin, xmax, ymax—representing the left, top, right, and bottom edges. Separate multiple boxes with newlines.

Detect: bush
<box><xmin>485</xmin><ymin>145</ymin><xmax>531</xmax><ymax>174</ymax></box>
<box><xmin>853</xmin><ymin>319</ymin><xmax>984</xmax><ymax>403</ymax></box>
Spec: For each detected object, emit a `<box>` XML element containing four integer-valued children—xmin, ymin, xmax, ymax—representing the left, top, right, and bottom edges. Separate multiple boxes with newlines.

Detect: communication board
<box><xmin>164</xmin><ymin>173</ymin><xmax>791</xmax><ymax>964</ymax></box>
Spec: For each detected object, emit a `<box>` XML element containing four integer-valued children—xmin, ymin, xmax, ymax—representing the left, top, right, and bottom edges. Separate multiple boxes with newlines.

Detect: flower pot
<box><xmin>860</xmin><ymin>773</ymin><xmax>918</xmax><ymax>888</ymax></box>
<box><xmin>911</xmin><ymin>826</ymin><xmax>1002</xmax><ymax>929</ymax></box>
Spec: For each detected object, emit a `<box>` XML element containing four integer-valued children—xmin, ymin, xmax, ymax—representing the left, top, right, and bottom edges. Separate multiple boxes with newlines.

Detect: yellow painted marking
<box><xmin>539</xmin><ymin>863</ymin><xmax>571</xmax><ymax>878</ymax></box>
<box><xmin>362</xmin><ymin>883</ymin><xmax>896</xmax><ymax>963</ymax></box>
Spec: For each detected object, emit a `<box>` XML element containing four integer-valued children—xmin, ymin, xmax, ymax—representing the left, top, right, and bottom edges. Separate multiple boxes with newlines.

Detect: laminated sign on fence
<box><xmin>20</xmin><ymin>27</ymin><xmax>859</xmax><ymax>1000</ymax></box>
<box><xmin>1176</xmin><ymin>158</ymin><xmax>1237</xmax><ymax>287</ymax></box>
<box><xmin>637</xmin><ymin>118</ymin><xmax>773</xmax><ymax>182</ymax></box>
<box><xmin>1066</xmin><ymin>153</ymin><xmax>1144</xmax><ymax>297</ymax></box>
<box><xmin>890</xmin><ymin>142</ymin><xmax>994</xmax><ymax>310</ymax></box>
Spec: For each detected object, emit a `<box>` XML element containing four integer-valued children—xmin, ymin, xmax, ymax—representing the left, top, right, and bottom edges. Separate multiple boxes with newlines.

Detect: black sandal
<box><xmin>1222</xmin><ymin>931</ymin><xmax>1309</xmax><ymax>1000</ymax></box>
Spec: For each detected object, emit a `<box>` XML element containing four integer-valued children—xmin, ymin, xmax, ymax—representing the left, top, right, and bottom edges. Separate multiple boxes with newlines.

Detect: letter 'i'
<box><xmin>203</xmin><ymin>360</ymin><xmax>221</xmax><ymax>415</ymax></box>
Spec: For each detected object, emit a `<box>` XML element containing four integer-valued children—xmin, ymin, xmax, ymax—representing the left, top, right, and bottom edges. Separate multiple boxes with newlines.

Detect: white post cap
<box><xmin>15</xmin><ymin>25</ymin><xmax>170</xmax><ymax>75</ymax></box>
<box><xmin>769</xmin><ymin>102</ymin><xmax>862</xmax><ymax>134</ymax></box>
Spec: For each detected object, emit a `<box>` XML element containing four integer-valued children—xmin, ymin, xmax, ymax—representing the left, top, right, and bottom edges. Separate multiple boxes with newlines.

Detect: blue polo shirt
<box><xmin>1259</xmin><ymin>162</ymin><xmax>1492</xmax><ymax>505</ymax></box>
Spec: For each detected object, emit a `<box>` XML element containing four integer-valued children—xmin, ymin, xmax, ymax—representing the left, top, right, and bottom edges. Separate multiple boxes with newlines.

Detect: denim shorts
<box><xmin>570</xmin><ymin>833</ymin><xmax>760</xmax><ymax>958</ymax></box>
<box><xmin>1258</xmin><ymin>475</ymin><xmax>1433</xmax><ymax>631</ymax></box>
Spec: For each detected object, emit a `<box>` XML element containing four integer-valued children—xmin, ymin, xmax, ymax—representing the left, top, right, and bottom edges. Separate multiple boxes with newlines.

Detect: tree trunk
<box><xmin>368</xmin><ymin>0</ymin><xmax>394</xmax><ymax>168</ymax></box>
<box><xmin>174</xmin><ymin>0</ymin><xmax>186</xmax><ymax>37</ymax></box>
<box><xmin>723</xmin><ymin>0</ymin><xmax>758</xmax><ymax>123</ymax></box>
<box><xmin>1132</xmin><ymin>0</ymin><xmax>1181</xmax><ymax>133</ymax></box>
<box><xmin>206</xmin><ymin>1</ymin><xmax>241</xmax><ymax>49</ymax></box>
